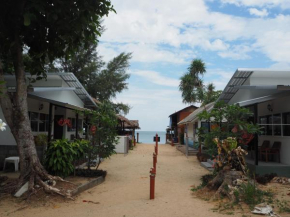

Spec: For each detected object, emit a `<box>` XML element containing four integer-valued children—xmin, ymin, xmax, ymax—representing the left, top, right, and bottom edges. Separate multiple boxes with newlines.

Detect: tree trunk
<box><xmin>0</xmin><ymin>38</ymin><xmax>70</xmax><ymax>197</ymax></box>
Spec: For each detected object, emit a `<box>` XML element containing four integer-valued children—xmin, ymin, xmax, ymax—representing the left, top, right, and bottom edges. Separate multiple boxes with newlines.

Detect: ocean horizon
<box><xmin>135</xmin><ymin>130</ymin><xmax>166</xmax><ymax>144</ymax></box>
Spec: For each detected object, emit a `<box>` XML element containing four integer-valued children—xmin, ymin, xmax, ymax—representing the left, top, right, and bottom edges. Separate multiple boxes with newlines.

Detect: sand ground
<box><xmin>0</xmin><ymin>144</ymin><xmax>246</xmax><ymax>217</ymax></box>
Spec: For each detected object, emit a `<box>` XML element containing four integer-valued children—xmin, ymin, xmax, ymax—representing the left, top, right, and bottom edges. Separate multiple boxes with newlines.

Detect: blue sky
<box><xmin>98</xmin><ymin>0</ymin><xmax>290</xmax><ymax>131</ymax></box>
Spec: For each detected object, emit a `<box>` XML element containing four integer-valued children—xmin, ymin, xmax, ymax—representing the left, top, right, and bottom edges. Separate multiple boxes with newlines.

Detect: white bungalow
<box><xmin>218</xmin><ymin>68</ymin><xmax>290</xmax><ymax>176</ymax></box>
<box><xmin>0</xmin><ymin>73</ymin><xmax>97</xmax><ymax>168</ymax></box>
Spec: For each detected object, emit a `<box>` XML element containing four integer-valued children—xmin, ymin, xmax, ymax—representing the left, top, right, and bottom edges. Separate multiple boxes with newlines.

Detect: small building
<box><xmin>0</xmin><ymin>73</ymin><xmax>97</xmax><ymax>168</ymax></box>
<box><xmin>219</xmin><ymin>68</ymin><xmax>290</xmax><ymax>176</ymax></box>
<box><xmin>178</xmin><ymin>102</ymin><xmax>215</xmax><ymax>148</ymax></box>
<box><xmin>167</xmin><ymin>105</ymin><xmax>198</xmax><ymax>144</ymax></box>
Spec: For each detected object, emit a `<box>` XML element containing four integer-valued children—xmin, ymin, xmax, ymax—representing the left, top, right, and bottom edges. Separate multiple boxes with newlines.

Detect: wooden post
<box><xmin>137</xmin><ymin>132</ymin><xmax>139</xmax><ymax>143</ymax></box>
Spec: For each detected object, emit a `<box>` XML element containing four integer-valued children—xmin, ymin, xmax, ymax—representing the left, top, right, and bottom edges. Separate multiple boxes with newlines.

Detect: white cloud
<box><xmin>132</xmin><ymin>70</ymin><xmax>180</xmax><ymax>87</ymax></box>
<box><xmin>98</xmin><ymin>42</ymin><xmax>195</xmax><ymax>64</ymax></box>
<box><xmin>221</xmin><ymin>0</ymin><xmax>290</xmax><ymax>9</ymax></box>
<box><xmin>248</xmin><ymin>8</ymin><xmax>269</xmax><ymax>17</ymax></box>
<box><xmin>255</xmin><ymin>31</ymin><xmax>290</xmax><ymax>63</ymax></box>
<box><xmin>101</xmin><ymin>0</ymin><xmax>290</xmax><ymax>130</ymax></box>
<box><xmin>99</xmin><ymin>0</ymin><xmax>290</xmax><ymax>64</ymax></box>
<box><xmin>218</xmin><ymin>44</ymin><xmax>253</xmax><ymax>60</ymax></box>
<box><xmin>205</xmin><ymin>69</ymin><xmax>234</xmax><ymax>90</ymax></box>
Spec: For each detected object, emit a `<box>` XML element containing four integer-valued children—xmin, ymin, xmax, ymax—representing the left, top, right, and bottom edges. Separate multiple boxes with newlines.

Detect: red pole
<box><xmin>155</xmin><ymin>134</ymin><xmax>158</xmax><ymax>155</ymax></box>
<box><xmin>171</xmin><ymin>137</ymin><xmax>174</xmax><ymax>146</ymax></box>
<box><xmin>153</xmin><ymin>152</ymin><xmax>157</xmax><ymax>171</ymax></box>
<box><xmin>150</xmin><ymin>168</ymin><xmax>156</xmax><ymax>200</ymax></box>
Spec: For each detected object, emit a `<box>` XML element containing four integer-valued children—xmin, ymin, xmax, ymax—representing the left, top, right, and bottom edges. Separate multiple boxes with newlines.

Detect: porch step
<box><xmin>200</xmin><ymin>161</ymin><xmax>214</xmax><ymax>171</ymax></box>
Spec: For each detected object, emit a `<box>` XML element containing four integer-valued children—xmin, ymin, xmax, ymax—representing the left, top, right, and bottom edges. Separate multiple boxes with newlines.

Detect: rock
<box><xmin>14</xmin><ymin>182</ymin><xmax>29</xmax><ymax>197</ymax></box>
<box><xmin>252</xmin><ymin>203</ymin><xmax>279</xmax><ymax>216</ymax></box>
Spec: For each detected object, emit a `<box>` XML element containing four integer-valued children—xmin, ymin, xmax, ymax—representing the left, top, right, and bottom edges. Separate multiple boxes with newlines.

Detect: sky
<box><xmin>98</xmin><ymin>0</ymin><xmax>290</xmax><ymax>131</ymax></box>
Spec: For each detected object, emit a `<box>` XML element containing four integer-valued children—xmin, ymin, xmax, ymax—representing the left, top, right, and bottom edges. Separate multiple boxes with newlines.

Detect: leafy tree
<box><xmin>52</xmin><ymin>42</ymin><xmax>132</xmax><ymax>115</ymax></box>
<box><xmin>0</xmin><ymin>0</ymin><xmax>114</xmax><ymax>195</ymax></box>
<box><xmin>179</xmin><ymin>59</ymin><xmax>220</xmax><ymax>105</ymax></box>
<box><xmin>84</xmin><ymin>102</ymin><xmax>118</xmax><ymax>170</ymax></box>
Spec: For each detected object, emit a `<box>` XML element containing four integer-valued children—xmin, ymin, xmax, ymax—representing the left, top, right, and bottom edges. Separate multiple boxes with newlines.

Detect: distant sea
<box><xmin>135</xmin><ymin>131</ymin><xmax>166</xmax><ymax>144</ymax></box>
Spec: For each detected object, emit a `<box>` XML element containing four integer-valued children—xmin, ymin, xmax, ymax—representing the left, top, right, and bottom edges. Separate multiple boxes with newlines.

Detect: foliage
<box><xmin>34</xmin><ymin>134</ymin><xmax>48</xmax><ymax>146</ymax></box>
<box><xmin>233</xmin><ymin>181</ymin><xmax>273</xmax><ymax>208</ymax></box>
<box><xmin>191</xmin><ymin>173</ymin><xmax>215</xmax><ymax>191</ymax></box>
<box><xmin>45</xmin><ymin>139</ymin><xmax>89</xmax><ymax>177</ymax></box>
<box><xmin>198</xmin><ymin>101</ymin><xmax>261</xmax><ymax>150</ymax></box>
<box><xmin>0</xmin><ymin>0</ymin><xmax>115</xmax><ymax>194</ymax></box>
<box><xmin>0</xmin><ymin>0</ymin><xmax>115</xmax><ymax>77</ymax></box>
<box><xmin>84</xmin><ymin>102</ymin><xmax>118</xmax><ymax>170</ymax></box>
<box><xmin>197</xmin><ymin>102</ymin><xmax>261</xmax><ymax>172</ymax></box>
<box><xmin>179</xmin><ymin>59</ymin><xmax>221</xmax><ymax>105</ymax></box>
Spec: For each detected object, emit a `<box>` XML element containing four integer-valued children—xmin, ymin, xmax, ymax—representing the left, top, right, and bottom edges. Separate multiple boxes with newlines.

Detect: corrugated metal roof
<box><xmin>218</xmin><ymin>69</ymin><xmax>253</xmax><ymax>103</ymax></box>
<box><xmin>59</xmin><ymin>73</ymin><xmax>97</xmax><ymax>109</ymax></box>
<box><xmin>178</xmin><ymin>102</ymin><xmax>215</xmax><ymax>125</ymax></box>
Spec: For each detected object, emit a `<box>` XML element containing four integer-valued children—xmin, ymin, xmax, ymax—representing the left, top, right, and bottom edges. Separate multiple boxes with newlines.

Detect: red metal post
<box><xmin>150</xmin><ymin>168</ymin><xmax>156</xmax><ymax>200</ymax></box>
<box><xmin>153</xmin><ymin>152</ymin><xmax>157</xmax><ymax>170</ymax></box>
<box><xmin>155</xmin><ymin>134</ymin><xmax>158</xmax><ymax>155</ymax></box>
<box><xmin>171</xmin><ymin>137</ymin><xmax>174</xmax><ymax>146</ymax></box>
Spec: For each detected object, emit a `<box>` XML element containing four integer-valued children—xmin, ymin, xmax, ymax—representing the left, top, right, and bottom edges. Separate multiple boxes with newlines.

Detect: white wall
<box><xmin>258</xmin><ymin>95</ymin><xmax>290</xmax><ymax>165</ymax></box>
<box><xmin>0</xmin><ymin>107</ymin><xmax>17</xmax><ymax>145</ymax></box>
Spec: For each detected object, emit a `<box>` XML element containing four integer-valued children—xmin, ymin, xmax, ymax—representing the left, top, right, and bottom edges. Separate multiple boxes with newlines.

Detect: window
<box><xmin>201</xmin><ymin>122</ymin><xmax>210</xmax><ymax>134</ymax></box>
<box><xmin>30</xmin><ymin>112</ymin><xmax>39</xmax><ymax>132</ymax></box>
<box><xmin>67</xmin><ymin>118</ymin><xmax>76</xmax><ymax>132</ymax></box>
<box><xmin>273</xmin><ymin>114</ymin><xmax>281</xmax><ymax>136</ymax></box>
<box><xmin>39</xmin><ymin>113</ymin><xmax>49</xmax><ymax>132</ymax></box>
<box><xmin>259</xmin><ymin>113</ymin><xmax>287</xmax><ymax>136</ymax></box>
<box><xmin>259</xmin><ymin>115</ymin><xmax>271</xmax><ymax>136</ymax></box>
<box><xmin>67</xmin><ymin>118</ymin><xmax>83</xmax><ymax>132</ymax></box>
<box><xmin>28</xmin><ymin>112</ymin><xmax>50</xmax><ymax>132</ymax></box>
<box><xmin>283</xmin><ymin>112</ymin><xmax>290</xmax><ymax>136</ymax></box>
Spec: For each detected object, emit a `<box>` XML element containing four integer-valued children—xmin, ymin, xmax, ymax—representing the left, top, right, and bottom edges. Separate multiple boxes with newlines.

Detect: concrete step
<box><xmin>200</xmin><ymin>161</ymin><xmax>214</xmax><ymax>171</ymax></box>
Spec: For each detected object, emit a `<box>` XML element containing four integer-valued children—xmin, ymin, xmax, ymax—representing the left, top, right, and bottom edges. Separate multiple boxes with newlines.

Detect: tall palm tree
<box><xmin>179</xmin><ymin>59</ymin><xmax>206</xmax><ymax>104</ymax></box>
<box><xmin>179</xmin><ymin>59</ymin><xmax>221</xmax><ymax>105</ymax></box>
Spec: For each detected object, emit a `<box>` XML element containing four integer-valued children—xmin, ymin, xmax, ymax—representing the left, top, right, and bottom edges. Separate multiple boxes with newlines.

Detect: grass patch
<box><xmin>234</xmin><ymin>181</ymin><xmax>273</xmax><ymax>209</ymax></box>
<box><xmin>191</xmin><ymin>173</ymin><xmax>215</xmax><ymax>192</ymax></box>
<box><xmin>276</xmin><ymin>200</ymin><xmax>290</xmax><ymax>213</ymax></box>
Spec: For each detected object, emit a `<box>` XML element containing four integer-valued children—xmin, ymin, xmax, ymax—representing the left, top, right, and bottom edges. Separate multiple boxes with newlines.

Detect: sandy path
<box><xmin>0</xmin><ymin>144</ymin><xmax>240</xmax><ymax>217</ymax></box>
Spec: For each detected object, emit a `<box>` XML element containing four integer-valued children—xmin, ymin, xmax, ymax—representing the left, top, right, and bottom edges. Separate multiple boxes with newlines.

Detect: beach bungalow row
<box><xmin>0</xmin><ymin>73</ymin><xmax>139</xmax><ymax>169</ymax></box>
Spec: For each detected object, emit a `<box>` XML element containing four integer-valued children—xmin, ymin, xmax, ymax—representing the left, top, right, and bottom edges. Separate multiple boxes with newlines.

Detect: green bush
<box><xmin>45</xmin><ymin>139</ymin><xmax>89</xmax><ymax>177</ymax></box>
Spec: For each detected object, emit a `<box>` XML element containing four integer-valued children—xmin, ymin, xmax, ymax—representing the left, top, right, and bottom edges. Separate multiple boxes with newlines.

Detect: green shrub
<box><xmin>234</xmin><ymin>181</ymin><xmax>273</xmax><ymax>208</ymax></box>
<box><xmin>45</xmin><ymin>139</ymin><xmax>89</xmax><ymax>177</ymax></box>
